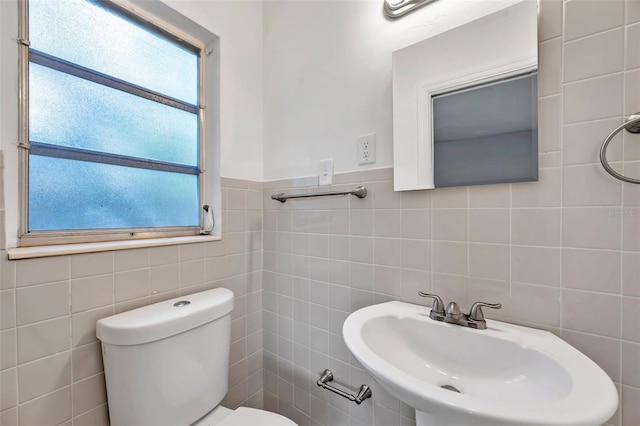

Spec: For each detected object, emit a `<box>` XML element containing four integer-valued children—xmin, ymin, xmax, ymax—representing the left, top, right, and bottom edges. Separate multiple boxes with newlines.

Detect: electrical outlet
<box><xmin>319</xmin><ymin>158</ymin><xmax>333</xmax><ymax>186</ymax></box>
<box><xmin>358</xmin><ymin>133</ymin><xmax>376</xmax><ymax>165</ymax></box>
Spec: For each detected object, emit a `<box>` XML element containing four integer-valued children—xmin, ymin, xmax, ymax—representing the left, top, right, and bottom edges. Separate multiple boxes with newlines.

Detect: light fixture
<box><xmin>383</xmin><ymin>0</ymin><xmax>437</xmax><ymax>19</ymax></box>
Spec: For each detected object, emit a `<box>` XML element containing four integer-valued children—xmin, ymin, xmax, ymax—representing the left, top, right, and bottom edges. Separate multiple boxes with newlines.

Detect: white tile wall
<box><xmin>260</xmin><ymin>2</ymin><xmax>640</xmax><ymax>425</ymax></box>
<box><xmin>0</xmin><ymin>178</ymin><xmax>263</xmax><ymax>425</ymax></box>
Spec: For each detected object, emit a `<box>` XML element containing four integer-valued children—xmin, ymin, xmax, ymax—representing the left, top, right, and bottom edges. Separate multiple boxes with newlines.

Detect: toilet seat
<box><xmin>195</xmin><ymin>406</ymin><xmax>297</xmax><ymax>426</ymax></box>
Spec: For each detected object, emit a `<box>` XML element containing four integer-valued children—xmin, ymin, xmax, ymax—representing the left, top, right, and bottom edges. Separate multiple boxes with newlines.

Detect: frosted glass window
<box><xmin>432</xmin><ymin>72</ymin><xmax>538</xmax><ymax>188</ymax></box>
<box><xmin>29</xmin><ymin>156</ymin><xmax>199</xmax><ymax>231</ymax></box>
<box><xmin>29</xmin><ymin>0</ymin><xmax>198</xmax><ymax>105</ymax></box>
<box><xmin>30</xmin><ymin>64</ymin><xmax>198</xmax><ymax>166</ymax></box>
<box><xmin>26</xmin><ymin>0</ymin><xmax>202</xmax><ymax>236</ymax></box>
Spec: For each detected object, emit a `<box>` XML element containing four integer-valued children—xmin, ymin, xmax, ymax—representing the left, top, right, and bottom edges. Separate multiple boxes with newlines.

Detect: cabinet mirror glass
<box><xmin>392</xmin><ymin>0</ymin><xmax>538</xmax><ymax>191</ymax></box>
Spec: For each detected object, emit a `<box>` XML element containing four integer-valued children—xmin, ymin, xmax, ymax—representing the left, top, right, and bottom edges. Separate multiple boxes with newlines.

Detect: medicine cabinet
<box><xmin>392</xmin><ymin>0</ymin><xmax>538</xmax><ymax>191</ymax></box>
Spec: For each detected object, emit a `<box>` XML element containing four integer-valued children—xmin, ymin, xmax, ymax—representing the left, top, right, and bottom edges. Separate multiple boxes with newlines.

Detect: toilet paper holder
<box><xmin>316</xmin><ymin>369</ymin><xmax>372</xmax><ymax>405</ymax></box>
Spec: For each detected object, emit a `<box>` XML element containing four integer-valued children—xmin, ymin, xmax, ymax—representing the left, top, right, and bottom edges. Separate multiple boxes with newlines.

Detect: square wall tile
<box><xmin>1</xmin><ymin>329</ymin><xmax>16</xmax><ymax>370</ymax></box>
<box><xmin>16</xmin><ymin>256</ymin><xmax>69</xmax><ymax>287</ymax></box>
<box><xmin>401</xmin><ymin>210</ymin><xmax>430</xmax><ymax>239</ymax></box>
<box><xmin>468</xmin><ymin>278</ymin><xmax>510</xmax><ymax>319</ymax></box>
<box><xmin>432</xmin><ymin>187</ymin><xmax>468</xmax><ymax>208</ymax></box>
<box><xmin>511</xmin><ymin>283</ymin><xmax>560</xmax><ymax>327</ymax></box>
<box><xmin>538</xmin><ymin>95</ymin><xmax>562</xmax><ymax>152</ymax></box>
<box><xmin>512</xmin><ymin>168</ymin><xmax>561</xmax><ymax>208</ymax></box>
<box><xmin>401</xmin><ymin>240</ymin><xmax>430</xmax><ymax>271</ymax></box>
<box><xmin>538</xmin><ymin>38</ymin><xmax>562</xmax><ymax>96</ymax></box>
<box><xmin>16</xmin><ymin>281</ymin><xmax>69</xmax><ymax>326</ymax></box>
<box><xmin>373</xmin><ymin>238</ymin><xmax>402</xmax><ymax>267</ymax></box>
<box><xmin>432</xmin><ymin>242</ymin><xmax>467</xmax><ymax>275</ymax></box>
<box><xmin>150</xmin><ymin>245</ymin><xmax>180</xmax><ymax>265</ymax></box>
<box><xmin>628</xmin><ymin>0</ymin><xmax>640</xmax><ymax>23</ymax></box>
<box><xmin>71</xmin><ymin>274</ymin><xmax>113</xmax><ymax>313</ymax></box>
<box><xmin>372</xmin><ymin>181</ymin><xmax>402</xmax><ymax>209</ymax></box>
<box><xmin>625</xmin><ymin>70</ymin><xmax>640</xmax><ymax>116</ymax></box>
<box><xmin>563</xmin><ymin>208</ymin><xmax>622</xmax><ymax>250</ymax></box>
<box><xmin>469</xmin><ymin>209</ymin><xmax>509</xmax><ymax>244</ymax></box>
<box><xmin>1</xmin><ymin>290</ymin><xmax>15</xmax><ymax>330</ymax></box>
<box><xmin>72</xmin><ymin>306</ymin><xmax>113</xmax><ymax>347</ymax></box>
<box><xmin>562</xmin><ymin>289</ymin><xmax>621</xmax><ymax>338</ymax></box>
<box><xmin>562</xmin><ymin>249</ymin><xmax>621</xmax><ymax>293</ymax></box>
<box><xmin>350</xmin><ymin>210</ymin><xmax>373</xmax><ymax>237</ymax></box>
<box><xmin>564</xmin><ymin>0</ymin><xmax>624</xmax><ymax>42</ymax></box>
<box><xmin>18</xmin><ymin>386</ymin><xmax>71</xmax><ymax>426</ymax></box>
<box><xmin>623</xmin><ymin>385</ymin><xmax>640</xmax><ymax>425</ymax></box>
<box><xmin>622</xmin><ymin>342</ymin><xmax>640</xmax><ymax>387</ymax></box>
<box><xmin>1</xmin><ymin>368</ymin><xmax>16</xmax><ymax>411</ymax></box>
<box><xmin>72</xmin><ymin>373</ymin><xmax>107</xmax><ymax>416</ymax></box>
<box><xmin>114</xmin><ymin>248</ymin><xmax>149</xmax><ymax>272</ymax></box>
<box><xmin>72</xmin><ymin>342</ymin><xmax>103</xmax><ymax>382</ymax></box>
<box><xmin>114</xmin><ymin>269</ymin><xmax>150</xmax><ymax>303</ymax></box>
<box><xmin>432</xmin><ymin>209</ymin><xmax>467</xmax><ymax>242</ymax></box>
<box><xmin>70</xmin><ymin>252</ymin><xmax>113</xmax><ymax>279</ymax></box>
<box><xmin>564</xmin><ymin>28</ymin><xmax>624</xmax><ymax>83</ymax></box>
<box><xmin>17</xmin><ymin>317</ymin><xmax>70</xmax><ymax>364</ymax></box>
<box><xmin>563</xmin><ymin>73</ymin><xmax>624</xmax><ymax>124</ymax></box>
<box><xmin>512</xmin><ymin>209</ymin><xmax>561</xmax><ymax>247</ymax></box>
<box><xmin>401</xmin><ymin>190</ymin><xmax>430</xmax><ymax>209</ymax></box>
<box><xmin>563</xmin><ymin>164</ymin><xmax>622</xmax><ymax>206</ymax></box>
<box><xmin>626</xmin><ymin>23</ymin><xmax>640</xmax><ymax>70</ymax></box>
<box><xmin>539</xmin><ymin>0</ymin><xmax>562</xmax><ymax>41</ymax></box>
<box><xmin>564</xmin><ymin>118</ymin><xmax>623</xmax><ymax>165</ymax></box>
<box><xmin>373</xmin><ymin>210</ymin><xmax>401</xmax><ymax>238</ymax></box>
<box><xmin>512</xmin><ymin>246</ymin><xmax>560</xmax><ymax>287</ymax></box>
<box><xmin>469</xmin><ymin>184</ymin><xmax>510</xmax><ymax>208</ymax></box>
<box><xmin>18</xmin><ymin>352</ymin><xmax>71</xmax><ymax>403</ymax></box>
<box><xmin>469</xmin><ymin>244</ymin><xmax>509</xmax><ymax>281</ymax></box>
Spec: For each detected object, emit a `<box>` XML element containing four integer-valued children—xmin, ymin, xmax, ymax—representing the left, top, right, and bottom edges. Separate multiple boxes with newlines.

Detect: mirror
<box><xmin>392</xmin><ymin>0</ymin><xmax>538</xmax><ymax>191</ymax></box>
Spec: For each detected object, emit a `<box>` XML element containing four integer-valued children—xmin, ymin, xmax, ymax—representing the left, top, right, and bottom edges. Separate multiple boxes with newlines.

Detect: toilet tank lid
<box><xmin>96</xmin><ymin>288</ymin><xmax>234</xmax><ymax>346</ymax></box>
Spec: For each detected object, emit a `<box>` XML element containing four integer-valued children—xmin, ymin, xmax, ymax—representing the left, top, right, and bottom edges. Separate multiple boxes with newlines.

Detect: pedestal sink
<box><xmin>342</xmin><ymin>301</ymin><xmax>618</xmax><ymax>426</ymax></box>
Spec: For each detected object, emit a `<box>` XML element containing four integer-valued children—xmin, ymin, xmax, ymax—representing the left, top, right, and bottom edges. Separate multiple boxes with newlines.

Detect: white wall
<box><xmin>166</xmin><ymin>0</ymin><xmax>264</xmax><ymax>181</ymax></box>
<box><xmin>262</xmin><ymin>0</ymin><xmax>524</xmax><ymax>181</ymax></box>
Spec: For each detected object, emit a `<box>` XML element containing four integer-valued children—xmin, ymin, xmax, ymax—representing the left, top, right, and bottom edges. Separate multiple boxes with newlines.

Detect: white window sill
<box><xmin>7</xmin><ymin>235</ymin><xmax>222</xmax><ymax>260</ymax></box>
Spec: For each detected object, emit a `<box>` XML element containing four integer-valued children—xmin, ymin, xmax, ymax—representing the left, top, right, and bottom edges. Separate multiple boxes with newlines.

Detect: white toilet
<box><xmin>96</xmin><ymin>288</ymin><xmax>296</xmax><ymax>426</ymax></box>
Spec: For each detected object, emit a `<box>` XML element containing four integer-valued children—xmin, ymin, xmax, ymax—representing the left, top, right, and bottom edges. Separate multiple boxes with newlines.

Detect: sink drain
<box><xmin>440</xmin><ymin>384</ymin><xmax>461</xmax><ymax>393</ymax></box>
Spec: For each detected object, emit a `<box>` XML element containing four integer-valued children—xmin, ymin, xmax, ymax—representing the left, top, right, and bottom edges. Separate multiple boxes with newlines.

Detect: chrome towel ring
<box><xmin>600</xmin><ymin>113</ymin><xmax>640</xmax><ymax>184</ymax></box>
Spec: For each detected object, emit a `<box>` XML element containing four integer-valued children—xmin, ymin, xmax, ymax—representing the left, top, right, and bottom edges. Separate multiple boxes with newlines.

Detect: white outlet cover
<box><xmin>319</xmin><ymin>158</ymin><xmax>333</xmax><ymax>186</ymax></box>
<box><xmin>358</xmin><ymin>133</ymin><xmax>377</xmax><ymax>165</ymax></box>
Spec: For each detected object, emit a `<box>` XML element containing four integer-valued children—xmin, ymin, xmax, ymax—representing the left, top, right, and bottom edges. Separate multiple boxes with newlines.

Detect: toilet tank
<box><xmin>96</xmin><ymin>288</ymin><xmax>234</xmax><ymax>426</ymax></box>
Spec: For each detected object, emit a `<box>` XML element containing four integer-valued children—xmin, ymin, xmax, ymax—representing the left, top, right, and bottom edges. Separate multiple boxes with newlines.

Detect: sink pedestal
<box><xmin>415</xmin><ymin>410</ymin><xmax>497</xmax><ymax>426</ymax></box>
<box><xmin>415</xmin><ymin>410</ymin><xmax>438</xmax><ymax>426</ymax></box>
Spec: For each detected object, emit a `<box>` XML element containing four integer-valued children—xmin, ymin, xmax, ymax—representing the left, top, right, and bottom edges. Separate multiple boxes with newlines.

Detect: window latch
<box><xmin>16</xmin><ymin>38</ymin><xmax>30</xmax><ymax>47</ymax></box>
<box><xmin>17</xmin><ymin>141</ymin><xmax>30</xmax><ymax>150</ymax></box>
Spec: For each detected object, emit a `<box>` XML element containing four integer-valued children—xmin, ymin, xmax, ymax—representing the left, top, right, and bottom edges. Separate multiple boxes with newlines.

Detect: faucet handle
<box><xmin>468</xmin><ymin>302</ymin><xmax>502</xmax><ymax>321</ymax></box>
<box><xmin>418</xmin><ymin>292</ymin><xmax>445</xmax><ymax>314</ymax></box>
<box><xmin>445</xmin><ymin>302</ymin><xmax>463</xmax><ymax>320</ymax></box>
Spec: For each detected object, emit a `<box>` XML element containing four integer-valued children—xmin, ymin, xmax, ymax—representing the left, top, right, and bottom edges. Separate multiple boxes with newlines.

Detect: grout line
<box><xmin>563</xmin><ymin>24</ymin><xmax>625</xmax><ymax>45</ymax></box>
<box><xmin>562</xmin><ymin>69</ymin><xmax>624</xmax><ymax>87</ymax></box>
<box><xmin>558</xmin><ymin>0</ymin><xmax>567</xmax><ymax>335</ymax></box>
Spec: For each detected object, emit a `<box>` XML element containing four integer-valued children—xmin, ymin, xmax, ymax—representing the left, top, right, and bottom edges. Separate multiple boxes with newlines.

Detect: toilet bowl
<box><xmin>96</xmin><ymin>288</ymin><xmax>296</xmax><ymax>426</ymax></box>
<box><xmin>195</xmin><ymin>406</ymin><xmax>293</xmax><ymax>426</ymax></box>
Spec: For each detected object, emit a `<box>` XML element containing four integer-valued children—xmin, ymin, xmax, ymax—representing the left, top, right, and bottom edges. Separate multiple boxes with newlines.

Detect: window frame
<box><xmin>17</xmin><ymin>0</ymin><xmax>209</xmax><ymax>247</ymax></box>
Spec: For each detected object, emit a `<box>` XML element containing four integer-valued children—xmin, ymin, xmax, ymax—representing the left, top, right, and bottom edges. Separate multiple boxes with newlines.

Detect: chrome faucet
<box><xmin>418</xmin><ymin>292</ymin><xmax>501</xmax><ymax>330</ymax></box>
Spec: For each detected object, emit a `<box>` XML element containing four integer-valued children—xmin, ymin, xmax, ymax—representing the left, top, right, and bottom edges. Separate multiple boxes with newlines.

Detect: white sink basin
<box><xmin>343</xmin><ymin>301</ymin><xmax>618</xmax><ymax>426</ymax></box>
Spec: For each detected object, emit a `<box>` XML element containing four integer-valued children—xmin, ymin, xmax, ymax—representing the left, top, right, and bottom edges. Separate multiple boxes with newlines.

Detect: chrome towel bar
<box><xmin>316</xmin><ymin>369</ymin><xmax>372</xmax><ymax>405</ymax></box>
<box><xmin>600</xmin><ymin>113</ymin><xmax>640</xmax><ymax>184</ymax></box>
<box><xmin>271</xmin><ymin>185</ymin><xmax>367</xmax><ymax>203</ymax></box>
